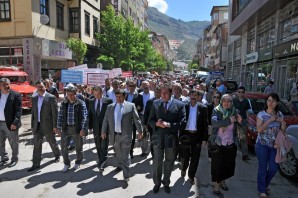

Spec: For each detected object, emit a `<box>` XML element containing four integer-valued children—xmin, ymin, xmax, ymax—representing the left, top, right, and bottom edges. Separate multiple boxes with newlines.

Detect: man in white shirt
<box><xmin>139</xmin><ymin>81</ymin><xmax>155</xmax><ymax>156</ymax></box>
<box><xmin>180</xmin><ymin>90</ymin><xmax>208</xmax><ymax>185</ymax></box>
<box><xmin>107</xmin><ymin>79</ymin><xmax>120</xmax><ymax>103</ymax></box>
<box><xmin>172</xmin><ymin>83</ymin><xmax>189</xmax><ymax>103</ymax></box>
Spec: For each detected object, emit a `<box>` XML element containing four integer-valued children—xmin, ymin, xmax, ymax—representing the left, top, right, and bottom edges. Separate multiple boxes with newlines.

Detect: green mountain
<box><xmin>147</xmin><ymin>7</ymin><xmax>210</xmax><ymax>60</ymax></box>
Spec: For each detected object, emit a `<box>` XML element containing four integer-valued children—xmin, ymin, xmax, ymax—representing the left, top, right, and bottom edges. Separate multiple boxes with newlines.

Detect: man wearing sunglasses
<box><xmin>233</xmin><ymin>86</ymin><xmax>251</xmax><ymax>161</ymax></box>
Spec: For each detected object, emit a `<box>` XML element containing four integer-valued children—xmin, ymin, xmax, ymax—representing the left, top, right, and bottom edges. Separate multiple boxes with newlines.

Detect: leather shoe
<box><xmin>0</xmin><ymin>161</ymin><xmax>4</xmax><ymax>167</ymax></box>
<box><xmin>53</xmin><ymin>156</ymin><xmax>60</xmax><ymax>163</ymax></box>
<box><xmin>140</xmin><ymin>153</ymin><xmax>148</xmax><ymax>157</ymax></box>
<box><xmin>164</xmin><ymin>186</ymin><xmax>171</xmax><ymax>194</ymax></box>
<box><xmin>242</xmin><ymin>155</ymin><xmax>251</xmax><ymax>161</ymax></box>
<box><xmin>220</xmin><ymin>182</ymin><xmax>229</xmax><ymax>191</ymax></box>
<box><xmin>181</xmin><ymin>170</ymin><xmax>186</xmax><ymax>178</ymax></box>
<box><xmin>153</xmin><ymin>185</ymin><xmax>160</xmax><ymax>193</ymax></box>
<box><xmin>114</xmin><ymin>167</ymin><xmax>122</xmax><ymax>172</ymax></box>
<box><xmin>8</xmin><ymin>161</ymin><xmax>17</xmax><ymax>168</ymax></box>
<box><xmin>27</xmin><ymin>166</ymin><xmax>40</xmax><ymax>172</ymax></box>
<box><xmin>189</xmin><ymin>177</ymin><xmax>195</xmax><ymax>185</ymax></box>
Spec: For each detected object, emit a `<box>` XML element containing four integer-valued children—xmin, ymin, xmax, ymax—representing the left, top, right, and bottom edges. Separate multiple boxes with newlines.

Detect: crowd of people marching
<box><xmin>0</xmin><ymin>74</ymin><xmax>289</xmax><ymax>197</ymax></box>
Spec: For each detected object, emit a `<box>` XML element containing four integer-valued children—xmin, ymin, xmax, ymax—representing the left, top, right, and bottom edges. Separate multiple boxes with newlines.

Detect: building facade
<box><xmin>228</xmin><ymin>0</ymin><xmax>298</xmax><ymax>99</ymax></box>
<box><xmin>0</xmin><ymin>0</ymin><xmax>101</xmax><ymax>84</ymax></box>
<box><xmin>101</xmin><ymin>0</ymin><xmax>148</xmax><ymax>30</ymax></box>
<box><xmin>200</xmin><ymin>6</ymin><xmax>229</xmax><ymax>71</ymax></box>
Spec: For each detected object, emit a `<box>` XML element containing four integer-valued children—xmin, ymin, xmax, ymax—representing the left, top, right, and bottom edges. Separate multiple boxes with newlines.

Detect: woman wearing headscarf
<box><xmin>210</xmin><ymin>94</ymin><xmax>242</xmax><ymax>194</ymax></box>
<box><xmin>255</xmin><ymin>93</ymin><xmax>286</xmax><ymax>198</ymax></box>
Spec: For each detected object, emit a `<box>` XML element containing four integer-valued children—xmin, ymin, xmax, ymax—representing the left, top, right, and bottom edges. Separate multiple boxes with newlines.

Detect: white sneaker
<box><xmin>61</xmin><ymin>165</ymin><xmax>70</xmax><ymax>173</ymax></box>
<box><xmin>73</xmin><ymin>163</ymin><xmax>80</xmax><ymax>170</ymax></box>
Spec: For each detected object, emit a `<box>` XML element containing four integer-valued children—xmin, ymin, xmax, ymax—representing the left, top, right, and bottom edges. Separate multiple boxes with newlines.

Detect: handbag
<box><xmin>207</xmin><ymin>135</ymin><xmax>220</xmax><ymax>157</ymax></box>
<box><xmin>235</xmin><ymin>123</ymin><xmax>246</xmax><ymax>141</ymax></box>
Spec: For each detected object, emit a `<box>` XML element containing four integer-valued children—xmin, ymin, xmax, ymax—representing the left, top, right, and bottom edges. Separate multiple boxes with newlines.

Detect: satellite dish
<box><xmin>40</xmin><ymin>14</ymin><xmax>49</xmax><ymax>25</ymax></box>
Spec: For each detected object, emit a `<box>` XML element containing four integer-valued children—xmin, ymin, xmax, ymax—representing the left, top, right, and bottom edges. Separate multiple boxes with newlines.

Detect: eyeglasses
<box><xmin>213</xmin><ymin>96</ymin><xmax>220</xmax><ymax>99</ymax></box>
<box><xmin>129</xmin><ymin>85</ymin><xmax>135</xmax><ymax>87</ymax></box>
<box><xmin>238</xmin><ymin>91</ymin><xmax>244</xmax><ymax>93</ymax></box>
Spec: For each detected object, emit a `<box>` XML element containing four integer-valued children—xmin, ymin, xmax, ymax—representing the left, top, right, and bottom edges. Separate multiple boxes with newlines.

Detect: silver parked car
<box><xmin>279</xmin><ymin>125</ymin><xmax>298</xmax><ymax>180</ymax></box>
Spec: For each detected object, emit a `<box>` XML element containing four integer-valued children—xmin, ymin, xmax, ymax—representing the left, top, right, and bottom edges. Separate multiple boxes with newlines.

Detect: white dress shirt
<box><xmin>107</xmin><ymin>89</ymin><xmax>116</xmax><ymax>103</ymax></box>
<box><xmin>185</xmin><ymin>103</ymin><xmax>198</xmax><ymax>131</ymax></box>
<box><xmin>37</xmin><ymin>92</ymin><xmax>46</xmax><ymax>122</ymax></box>
<box><xmin>95</xmin><ymin>98</ymin><xmax>102</xmax><ymax>112</ymax></box>
<box><xmin>114</xmin><ymin>103</ymin><xmax>124</xmax><ymax>133</ymax></box>
<box><xmin>0</xmin><ymin>92</ymin><xmax>9</xmax><ymax>121</ymax></box>
<box><xmin>140</xmin><ymin>91</ymin><xmax>155</xmax><ymax>114</ymax></box>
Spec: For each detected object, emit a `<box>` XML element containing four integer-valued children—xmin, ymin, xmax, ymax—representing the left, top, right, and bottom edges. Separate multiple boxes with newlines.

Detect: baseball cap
<box><xmin>64</xmin><ymin>83</ymin><xmax>75</xmax><ymax>89</ymax></box>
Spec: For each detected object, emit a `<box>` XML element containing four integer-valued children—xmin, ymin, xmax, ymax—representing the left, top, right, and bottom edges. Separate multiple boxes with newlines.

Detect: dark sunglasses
<box><xmin>129</xmin><ymin>85</ymin><xmax>136</xmax><ymax>87</ymax></box>
<box><xmin>213</xmin><ymin>96</ymin><xmax>220</xmax><ymax>99</ymax></box>
<box><xmin>238</xmin><ymin>91</ymin><xmax>245</xmax><ymax>93</ymax></box>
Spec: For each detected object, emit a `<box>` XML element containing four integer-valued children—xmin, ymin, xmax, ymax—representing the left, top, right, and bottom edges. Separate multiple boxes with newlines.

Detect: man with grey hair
<box><xmin>139</xmin><ymin>80</ymin><xmax>155</xmax><ymax>157</ymax></box>
<box><xmin>0</xmin><ymin>78</ymin><xmax>22</xmax><ymax>167</ymax></box>
<box><xmin>172</xmin><ymin>83</ymin><xmax>189</xmax><ymax>103</ymax></box>
<box><xmin>57</xmin><ymin>85</ymin><xmax>88</xmax><ymax>173</ymax></box>
<box><xmin>107</xmin><ymin>79</ymin><xmax>120</xmax><ymax>103</ymax></box>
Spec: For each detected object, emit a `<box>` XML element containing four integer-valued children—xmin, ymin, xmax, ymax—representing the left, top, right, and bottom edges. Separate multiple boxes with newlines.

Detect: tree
<box><xmin>96</xmin><ymin>5</ymin><xmax>167</xmax><ymax>72</ymax></box>
<box><xmin>66</xmin><ymin>38</ymin><xmax>87</xmax><ymax>64</ymax></box>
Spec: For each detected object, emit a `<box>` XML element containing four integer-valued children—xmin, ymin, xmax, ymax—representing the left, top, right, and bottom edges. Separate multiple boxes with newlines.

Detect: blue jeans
<box><xmin>255</xmin><ymin>143</ymin><xmax>279</xmax><ymax>193</ymax></box>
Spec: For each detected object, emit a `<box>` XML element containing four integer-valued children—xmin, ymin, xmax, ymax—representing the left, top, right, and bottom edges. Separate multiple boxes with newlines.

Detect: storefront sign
<box><xmin>61</xmin><ymin>70</ymin><xmax>83</xmax><ymax>84</ymax></box>
<box><xmin>14</xmin><ymin>48</ymin><xmax>22</xmax><ymax>56</ymax></box>
<box><xmin>273</xmin><ymin>38</ymin><xmax>298</xmax><ymax>58</ymax></box>
<box><xmin>87</xmin><ymin>73</ymin><xmax>109</xmax><ymax>85</ymax></box>
<box><xmin>33</xmin><ymin>55</ymin><xmax>41</xmax><ymax>83</ymax></box>
<box><xmin>42</xmin><ymin>40</ymin><xmax>72</xmax><ymax>59</ymax></box>
<box><xmin>258</xmin><ymin>48</ymin><xmax>272</xmax><ymax>62</ymax></box>
<box><xmin>245</xmin><ymin>52</ymin><xmax>258</xmax><ymax>64</ymax></box>
<box><xmin>22</xmin><ymin>38</ymin><xmax>33</xmax><ymax>82</ymax></box>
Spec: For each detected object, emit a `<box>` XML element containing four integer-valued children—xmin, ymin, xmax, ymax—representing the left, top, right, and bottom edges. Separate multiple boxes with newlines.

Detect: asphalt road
<box><xmin>0</xmin><ymin>112</ymin><xmax>297</xmax><ymax>198</ymax></box>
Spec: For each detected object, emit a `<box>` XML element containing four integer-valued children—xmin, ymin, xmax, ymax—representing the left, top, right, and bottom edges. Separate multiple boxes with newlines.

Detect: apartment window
<box><xmin>56</xmin><ymin>2</ymin><xmax>64</xmax><ymax>30</ymax></box>
<box><xmin>224</xmin><ymin>12</ymin><xmax>228</xmax><ymax>20</ymax></box>
<box><xmin>93</xmin><ymin>16</ymin><xmax>98</xmax><ymax>37</ymax></box>
<box><xmin>213</xmin><ymin>13</ymin><xmax>218</xmax><ymax>20</ymax></box>
<box><xmin>85</xmin><ymin>11</ymin><xmax>90</xmax><ymax>36</ymax></box>
<box><xmin>40</xmin><ymin>0</ymin><xmax>49</xmax><ymax>15</ymax></box>
<box><xmin>69</xmin><ymin>8</ymin><xmax>79</xmax><ymax>33</ymax></box>
<box><xmin>0</xmin><ymin>0</ymin><xmax>11</xmax><ymax>21</ymax></box>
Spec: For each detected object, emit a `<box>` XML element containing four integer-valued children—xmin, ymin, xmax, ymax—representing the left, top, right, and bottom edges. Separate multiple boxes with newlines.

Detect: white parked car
<box><xmin>279</xmin><ymin>125</ymin><xmax>298</xmax><ymax>180</ymax></box>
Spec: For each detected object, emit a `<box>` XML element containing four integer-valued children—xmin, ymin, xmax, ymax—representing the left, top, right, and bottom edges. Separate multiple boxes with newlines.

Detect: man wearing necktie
<box><xmin>88</xmin><ymin>86</ymin><xmax>112</xmax><ymax>171</ymax></box>
<box><xmin>101</xmin><ymin>89</ymin><xmax>143</xmax><ymax>182</ymax></box>
<box><xmin>148</xmin><ymin>83</ymin><xmax>186</xmax><ymax>194</ymax></box>
<box><xmin>28</xmin><ymin>80</ymin><xmax>60</xmax><ymax>172</ymax></box>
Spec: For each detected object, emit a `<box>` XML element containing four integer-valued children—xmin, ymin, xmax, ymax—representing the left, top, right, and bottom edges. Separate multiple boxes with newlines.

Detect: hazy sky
<box><xmin>148</xmin><ymin>0</ymin><xmax>229</xmax><ymax>21</ymax></box>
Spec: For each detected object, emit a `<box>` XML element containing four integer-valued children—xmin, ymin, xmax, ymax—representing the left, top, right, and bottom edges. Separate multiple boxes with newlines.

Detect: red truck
<box><xmin>0</xmin><ymin>66</ymin><xmax>36</xmax><ymax>109</ymax></box>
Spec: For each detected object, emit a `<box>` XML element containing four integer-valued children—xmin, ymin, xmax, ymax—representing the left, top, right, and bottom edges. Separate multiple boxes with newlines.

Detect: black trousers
<box><xmin>211</xmin><ymin>144</ymin><xmax>237</xmax><ymax>183</ymax></box>
<box><xmin>180</xmin><ymin>132</ymin><xmax>202</xmax><ymax>179</ymax></box>
<box><xmin>94</xmin><ymin>133</ymin><xmax>109</xmax><ymax>165</ymax></box>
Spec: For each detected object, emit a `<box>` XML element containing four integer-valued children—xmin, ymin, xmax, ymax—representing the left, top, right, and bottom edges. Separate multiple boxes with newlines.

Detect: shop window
<box><xmin>56</xmin><ymin>2</ymin><xmax>64</xmax><ymax>30</ymax></box>
<box><xmin>257</xmin><ymin>63</ymin><xmax>273</xmax><ymax>92</ymax></box>
<box><xmin>0</xmin><ymin>0</ymin><xmax>11</xmax><ymax>21</ymax></box>
<box><xmin>69</xmin><ymin>8</ymin><xmax>79</xmax><ymax>33</ymax></box>
<box><xmin>85</xmin><ymin>11</ymin><xmax>90</xmax><ymax>36</ymax></box>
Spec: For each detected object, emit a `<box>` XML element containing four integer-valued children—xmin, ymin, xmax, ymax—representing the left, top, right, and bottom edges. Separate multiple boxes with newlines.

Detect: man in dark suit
<box><xmin>101</xmin><ymin>89</ymin><xmax>143</xmax><ymax>182</ymax></box>
<box><xmin>0</xmin><ymin>78</ymin><xmax>22</xmax><ymax>167</ymax></box>
<box><xmin>88</xmin><ymin>85</ymin><xmax>113</xmax><ymax>171</ymax></box>
<box><xmin>143</xmin><ymin>85</ymin><xmax>161</xmax><ymax>158</ymax></box>
<box><xmin>180</xmin><ymin>90</ymin><xmax>208</xmax><ymax>185</ymax></box>
<box><xmin>28</xmin><ymin>80</ymin><xmax>60</xmax><ymax>172</ymax></box>
<box><xmin>125</xmin><ymin>80</ymin><xmax>143</xmax><ymax>158</ymax></box>
<box><xmin>148</xmin><ymin>83</ymin><xmax>186</xmax><ymax>194</ymax></box>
